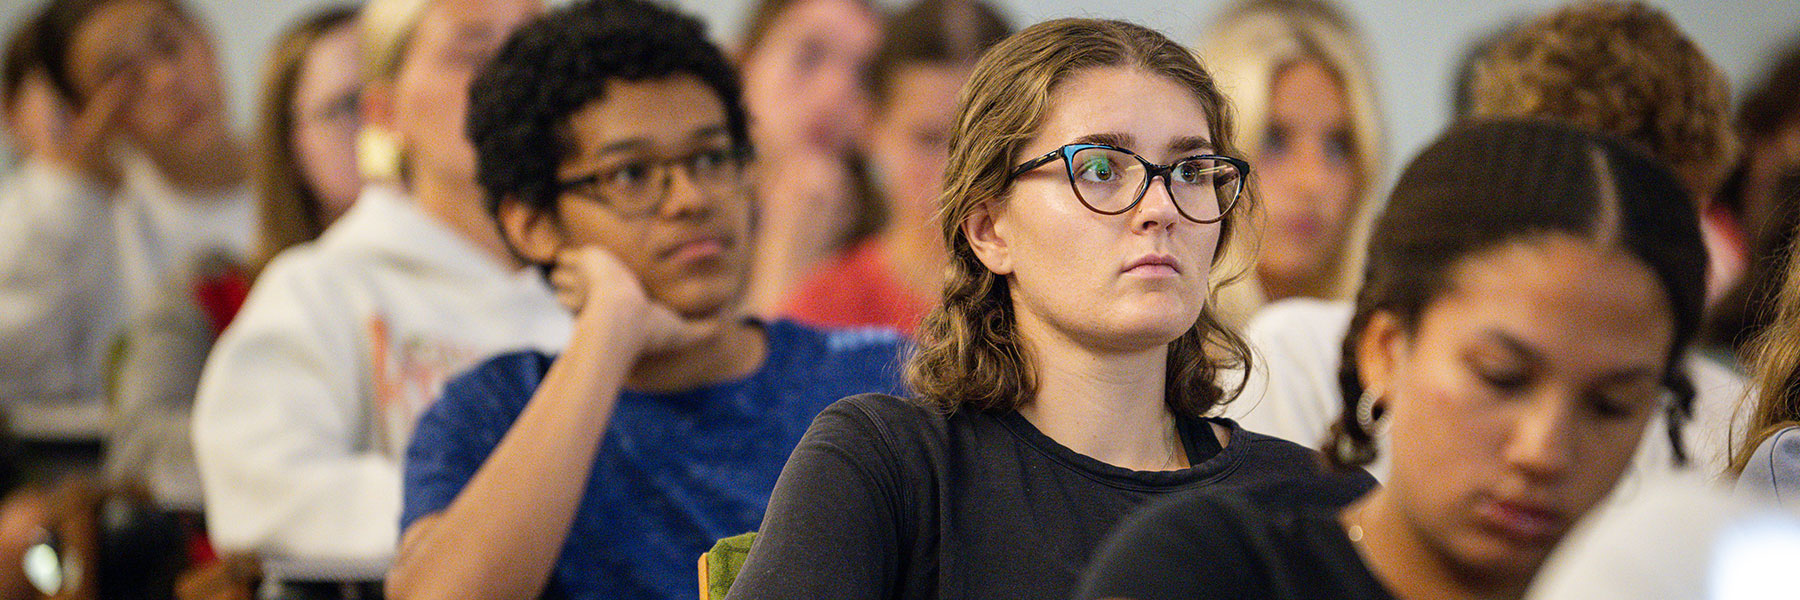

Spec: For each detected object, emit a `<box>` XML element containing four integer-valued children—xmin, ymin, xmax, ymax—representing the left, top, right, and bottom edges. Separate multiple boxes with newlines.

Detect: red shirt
<box><xmin>781</xmin><ymin>241</ymin><xmax>929</xmax><ymax>337</ymax></box>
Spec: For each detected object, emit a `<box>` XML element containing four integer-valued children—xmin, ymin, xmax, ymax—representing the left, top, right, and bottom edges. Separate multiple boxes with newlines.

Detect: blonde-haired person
<box><xmin>191</xmin><ymin>0</ymin><xmax>566</xmax><ymax>588</ymax></box>
<box><xmin>1230</xmin><ymin>0</ymin><xmax>1747</xmax><ymax>480</ymax></box>
<box><xmin>1198</xmin><ymin>0</ymin><xmax>1383</xmax><ymax>327</ymax></box>
<box><xmin>726</xmin><ymin>18</ymin><xmax>1373</xmax><ymax>599</ymax></box>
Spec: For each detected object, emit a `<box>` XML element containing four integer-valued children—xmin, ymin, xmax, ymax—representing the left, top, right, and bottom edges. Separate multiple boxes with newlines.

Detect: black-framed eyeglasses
<box><xmin>1008</xmin><ymin>143</ymin><xmax>1248</xmax><ymax>224</ymax></box>
<box><xmin>555</xmin><ymin>146</ymin><xmax>749</xmax><ymax>218</ymax></box>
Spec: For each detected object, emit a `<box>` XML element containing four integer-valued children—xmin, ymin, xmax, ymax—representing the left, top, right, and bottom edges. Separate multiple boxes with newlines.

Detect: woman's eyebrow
<box><xmin>1169</xmin><ymin>135</ymin><xmax>1214</xmax><ymax>155</ymax></box>
<box><xmin>1070</xmin><ymin>132</ymin><xmax>1131</xmax><ymax>148</ymax></box>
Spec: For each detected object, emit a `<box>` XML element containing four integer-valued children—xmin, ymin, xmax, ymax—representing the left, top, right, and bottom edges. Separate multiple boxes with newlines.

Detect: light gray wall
<box><xmin>4</xmin><ymin>0</ymin><xmax>1797</xmax><ymax>179</ymax></box>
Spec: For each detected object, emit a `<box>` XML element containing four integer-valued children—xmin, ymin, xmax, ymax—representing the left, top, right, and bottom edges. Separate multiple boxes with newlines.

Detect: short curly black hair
<box><xmin>467</xmin><ymin>0</ymin><xmax>750</xmax><ymax>224</ymax></box>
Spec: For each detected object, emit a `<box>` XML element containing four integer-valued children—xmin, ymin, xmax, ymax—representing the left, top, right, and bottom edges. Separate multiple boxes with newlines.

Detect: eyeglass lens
<box><xmin>1066</xmin><ymin>146</ymin><xmax>1240</xmax><ymax>220</ymax></box>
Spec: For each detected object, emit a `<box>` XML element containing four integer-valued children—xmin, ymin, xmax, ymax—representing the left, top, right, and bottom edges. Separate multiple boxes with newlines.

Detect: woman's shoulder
<box><xmin>1216</xmin><ymin>419</ymin><xmax>1378</xmax><ymax>506</ymax></box>
<box><xmin>815</xmin><ymin>393</ymin><xmax>951</xmax><ymax>437</ymax></box>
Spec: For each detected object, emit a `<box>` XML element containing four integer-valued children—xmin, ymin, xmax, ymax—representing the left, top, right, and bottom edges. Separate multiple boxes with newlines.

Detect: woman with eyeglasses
<box><xmin>724</xmin><ymin>18</ymin><xmax>1373</xmax><ymax>600</ymax></box>
<box><xmin>1074</xmin><ymin>120</ymin><xmax>1708</xmax><ymax>600</ymax></box>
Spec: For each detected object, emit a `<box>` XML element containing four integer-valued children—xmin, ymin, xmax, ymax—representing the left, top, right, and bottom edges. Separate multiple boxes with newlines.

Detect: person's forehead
<box><xmin>564</xmin><ymin>78</ymin><xmax>730</xmax><ymax>156</ymax></box>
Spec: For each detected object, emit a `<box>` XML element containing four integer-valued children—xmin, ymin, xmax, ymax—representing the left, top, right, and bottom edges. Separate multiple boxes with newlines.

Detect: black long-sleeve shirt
<box><xmin>725</xmin><ymin>393</ymin><xmax>1375</xmax><ymax>600</ymax></box>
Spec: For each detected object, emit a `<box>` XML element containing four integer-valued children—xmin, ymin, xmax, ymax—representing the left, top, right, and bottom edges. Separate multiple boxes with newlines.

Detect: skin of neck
<box><xmin>1011</xmin><ymin>301</ymin><xmax>1186</xmax><ymax>471</ymax></box>
<box><xmin>410</xmin><ymin>163</ymin><xmax>520</xmax><ymax>269</ymax></box>
<box><xmin>624</xmin><ymin>307</ymin><xmax>768</xmax><ymax>395</ymax></box>
<box><xmin>1347</xmin><ymin>490</ymin><xmax>1530</xmax><ymax>600</ymax></box>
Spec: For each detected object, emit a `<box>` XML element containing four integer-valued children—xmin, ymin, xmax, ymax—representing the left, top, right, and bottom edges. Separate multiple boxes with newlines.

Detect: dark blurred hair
<box><xmin>2</xmin><ymin>11</ymin><xmax>46</xmax><ymax>111</ymax></box>
<box><xmin>865</xmin><ymin>0</ymin><xmax>1009</xmax><ymax>106</ymax></box>
<box><xmin>33</xmin><ymin>0</ymin><xmax>191</xmax><ymax>104</ymax></box>
<box><xmin>1707</xmin><ymin>37</ymin><xmax>1800</xmax><ymax>354</ymax></box>
<box><xmin>251</xmin><ymin>4</ymin><xmax>360</xmax><ymax>277</ymax></box>
<box><xmin>468</xmin><ymin>0</ymin><xmax>751</xmax><ymax>245</ymax></box>
<box><xmin>1738</xmin><ymin>35</ymin><xmax>1800</xmax><ymax>143</ymax></box>
<box><xmin>1327</xmin><ymin>119</ymin><xmax>1708</xmax><ymax>468</ymax></box>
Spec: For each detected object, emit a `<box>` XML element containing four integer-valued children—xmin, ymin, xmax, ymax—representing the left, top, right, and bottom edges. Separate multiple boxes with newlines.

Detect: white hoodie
<box><xmin>0</xmin><ymin>156</ymin><xmax>252</xmax><ymax>440</ymax></box>
<box><xmin>192</xmin><ymin>183</ymin><xmax>570</xmax><ymax>577</ymax></box>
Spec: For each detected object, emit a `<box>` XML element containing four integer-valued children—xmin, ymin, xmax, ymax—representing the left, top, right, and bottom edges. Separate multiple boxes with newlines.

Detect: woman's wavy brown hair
<box><xmin>904</xmin><ymin>17</ymin><xmax>1253</xmax><ymax>416</ymax></box>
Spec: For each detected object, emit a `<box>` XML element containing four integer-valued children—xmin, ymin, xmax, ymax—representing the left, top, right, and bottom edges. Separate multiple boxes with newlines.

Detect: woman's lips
<box><xmin>1123</xmin><ymin>253</ymin><xmax>1180</xmax><ymax>276</ymax></box>
<box><xmin>1474</xmin><ymin>499</ymin><xmax>1567</xmax><ymax>545</ymax></box>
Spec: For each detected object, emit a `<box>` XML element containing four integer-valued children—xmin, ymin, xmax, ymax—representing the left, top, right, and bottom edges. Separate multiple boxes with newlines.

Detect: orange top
<box><xmin>780</xmin><ymin>241</ymin><xmax>929</xmax><ymax>337</ymax></box>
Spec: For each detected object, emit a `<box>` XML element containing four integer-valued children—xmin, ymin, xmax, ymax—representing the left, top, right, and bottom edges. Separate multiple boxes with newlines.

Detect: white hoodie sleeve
<box><xmin>0</xmin><ymin>161</ymin><xmax>118</xmax><ymax>437</ymax></box>
<box><xmin>192</xmin><ymin>253</ymin><xmax>399</xmax><ymax>570</ymax></box>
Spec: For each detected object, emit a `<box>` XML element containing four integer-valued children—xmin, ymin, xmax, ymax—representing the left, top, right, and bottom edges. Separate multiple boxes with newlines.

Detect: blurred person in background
<box><xmin>249</xmin><ymin>4</ymin><xmax>365</xmax><ymax>274</ymax></box>
<box><xmin>2</xmin><ymin>13</ymin><xmax>59</xmax><ymax>168</ymax></box>
<box><xmin>0</xmin><ymin>0</ymin><xmax>254</xmax><ymax>480</ymax></box>
<box><xmin>1706</xmin><ymin>36</ymin><xmax>1800</xmax><ymax>360</ymax></box>
<box><xmin>190</xmin><ymin>0</ymin><xmax>566</xmax><ymax>594</ymax></box>
<box><xmin>1197</xmin><ymin>0</ymin><xmax>1384</xmax><ymax>327</ymax></box>
<box><xmin>1231</xmin><ymin>0</ymin><xmax>1746</xmax><ymax>480</ymax></box>
<box><xmin>733</xmin><ymin>0</ymin><xmax>884</xmax><ymax>315</ymax></box>
<box><xmin>1729</xmin><ymin>176</ymin><xmax>1800</xmax><ymax>508</ymax></box>
<box><xmin>780</xmin><ymin>0</ymin><xmax>1010</xmax><ymax>336</ymax></box>
<box><xmin>102</xmin><ymin>2</ymin><xmax>363</xmax><ymax>522</ymax></box>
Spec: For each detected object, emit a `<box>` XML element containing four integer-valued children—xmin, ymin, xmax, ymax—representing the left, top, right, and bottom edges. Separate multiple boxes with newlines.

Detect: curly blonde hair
<box><xmin>904</xmin><ymin>18</ymin><xmax>1253</xmax><ymax>416</ymax></box>
<box><xmin>1470</xmin><ymin>0</ymin><xmax>1736</xmax><ymax>195</ymax></box>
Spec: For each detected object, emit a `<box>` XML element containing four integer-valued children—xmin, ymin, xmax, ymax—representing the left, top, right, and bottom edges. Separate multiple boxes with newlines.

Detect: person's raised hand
<box><xmin>549</xmin><ymin>246</ymin><xmax>725</xmax><ymax>356</ymax></box>
<box><xmin>41</xmin><ymin>71</ymin><xmax>137</xmax><ymax>187</ymax></box>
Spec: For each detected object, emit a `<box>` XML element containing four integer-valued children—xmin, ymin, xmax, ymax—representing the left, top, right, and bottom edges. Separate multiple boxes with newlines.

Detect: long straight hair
<box><xmin>251</xmin><ymin>5</ymin><xmax>359</xmax><ymax>276</ymax></box>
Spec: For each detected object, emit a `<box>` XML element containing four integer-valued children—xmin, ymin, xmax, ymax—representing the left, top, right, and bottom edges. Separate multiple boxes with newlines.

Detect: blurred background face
<box><xmin>1255</xmin><ymin>59</ymin><xmax>1357</xmax><ymax>297</ymax></box>
<box><xmin>739</xmin><ymin>0</ymin><xmax>880</xmax><ymax>157</ymax></box>
<box><xmin>66</xmin><ymin>0</ymin><xmax>230</xmax><ymax>161</ymax></box>
<box><xmin>993</xmin><ymin>68</ymin><xmax>1222</xmax><ymax>352</ymax></box>
<box><xmin>389</xmin><ymin>0</ymin><xmax>540</xmax><ymax>184</ymax></box>
<box><xmin>868</xmin><ymin>61</ymin><xmax>967</xmax><ymax>232</ymax></box>
<box><xmin>289</xmin><ymin>21</ymin><xmax>361</xmax><ymax>223</ymax></box>
<box><xmin>1369</xmin><ymin>236</ymin><xmax>1670</xmax><ymax>584</ymax></box>
<box><xmin>2</xmin><ymin>71</ymin><xmax>62</xmax><ymax>160</ymax></box>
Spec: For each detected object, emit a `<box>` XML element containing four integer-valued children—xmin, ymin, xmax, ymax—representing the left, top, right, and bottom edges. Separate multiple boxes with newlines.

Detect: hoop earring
<box><xmin>1355</xmin><ymin>389</ymin><xmax>1389</xmax><ymax>436</ymax></box>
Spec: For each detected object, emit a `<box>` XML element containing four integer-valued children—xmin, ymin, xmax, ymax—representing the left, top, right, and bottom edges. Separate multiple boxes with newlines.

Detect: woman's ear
<box><xmin>962</xmin><ymin>201</ymin><xmax>1014</xmax><ymax>275</ymax></box>
<box><xmin>498</xmin><ymin>198</ymin><xmax>563</xmax><ymax>265</ymax></box>
<box><xmin>1355</xmin><ymin>310</ymin><xmax>1407</xmax><ymax>398</ymax></box>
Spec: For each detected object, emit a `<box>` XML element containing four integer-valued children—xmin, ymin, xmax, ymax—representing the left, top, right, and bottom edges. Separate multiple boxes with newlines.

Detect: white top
<box><xmin>1526</xmin><ymin>477</ymin><xmax>1800</xmax><ymax>600</ymax></box>
<box><xmin>0</xmin><ymin>157</ymin><xmax>253</xmax><ymax>440</ymax></box>
<box><xmin>192</xmin><ymin>184</ymin><xmax>570</xmax><ymax>574</ymax></box>
<box><xmin>1223</xmin><ymin>298</ymin><xmax>1749</xmax><ymax>484</ymax></box>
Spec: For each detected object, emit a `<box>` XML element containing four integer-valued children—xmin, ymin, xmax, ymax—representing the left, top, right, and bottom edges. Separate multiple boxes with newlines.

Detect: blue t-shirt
<box><xmin>402</xmin><ymin>319</ymin><xmax>906</xmax><ymax>600</ymax></box>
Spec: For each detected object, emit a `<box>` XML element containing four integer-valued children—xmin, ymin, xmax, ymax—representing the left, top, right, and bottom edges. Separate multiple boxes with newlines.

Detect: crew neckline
<box><xmin>993</xmin><ymin>409</ymin><xmax>1243</xmax><ymax>491</ymax></box>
